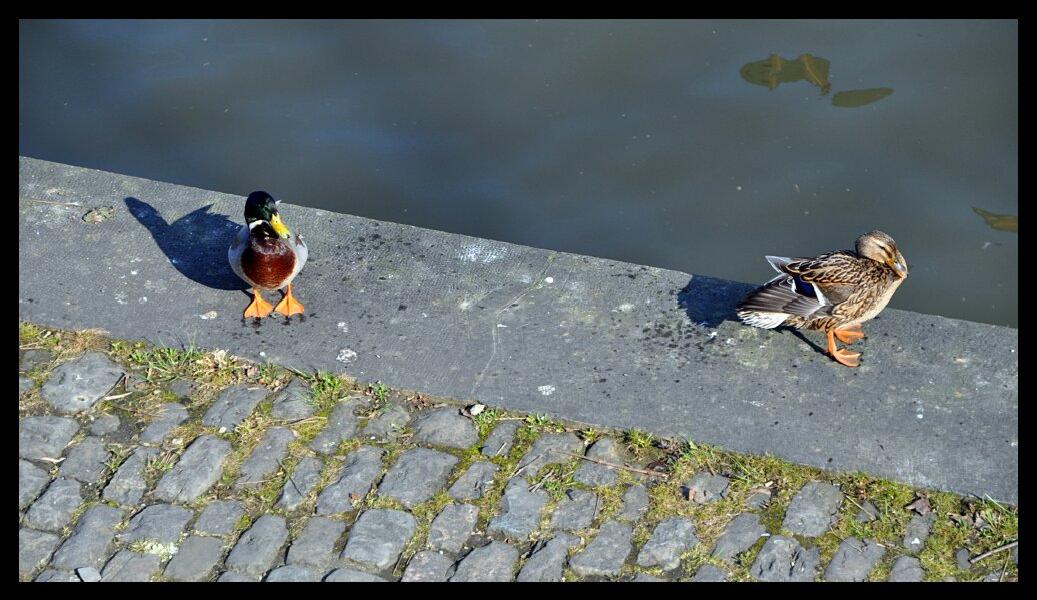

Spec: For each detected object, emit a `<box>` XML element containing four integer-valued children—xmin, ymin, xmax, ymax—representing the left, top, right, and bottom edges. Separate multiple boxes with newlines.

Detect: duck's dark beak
<box><xmin>269</xmin><ymin>213</ymin><xmax>291</xmax><ymax>239</ymax></box>
<box><xmin>893</xmin><ymin>258</ymin><xmax>909</xmax><ymax>278</ymax></box>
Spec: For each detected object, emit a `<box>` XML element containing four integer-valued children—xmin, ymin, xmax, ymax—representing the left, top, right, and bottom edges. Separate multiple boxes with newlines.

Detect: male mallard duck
<box><xmin>228</xmin><ymin>191</ymin><xmax>308</xmax><ymax>318</ymax></box>
<box><xmin>736</xmin><ymin>231</ymin><xmax>908</xmax><ymax>367</ymax></box>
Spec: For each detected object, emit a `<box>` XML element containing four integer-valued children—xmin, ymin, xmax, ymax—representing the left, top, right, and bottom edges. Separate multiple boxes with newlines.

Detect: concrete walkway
<box><xmin>18</xmin><ymin>157</ymin><xmax>1018</xmax><ymax>502</ymax></box>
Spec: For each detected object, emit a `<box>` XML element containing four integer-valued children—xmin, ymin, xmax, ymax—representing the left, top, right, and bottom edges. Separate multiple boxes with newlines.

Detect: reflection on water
<box><xmin>18</xmin><ymin>20</ymin><xmax>1018</xmax><ymax>327</ymax></box>
<box><xmin>973</xmin><ymin>207</ymin><xmax>1018</xmax><ymax>233</ymax></box>
<box><xmin>832</xmin><ymin>88</ymin><xmax>895</xmax><ymax>108</ymax></box>
<box><xmin>740</xmin><ymin>53</ymin><xmax>832</xmax><ymax>95</ymax></box>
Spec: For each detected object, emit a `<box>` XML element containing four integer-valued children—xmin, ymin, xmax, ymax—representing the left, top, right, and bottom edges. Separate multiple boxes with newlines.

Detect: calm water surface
<box><xmin>19</xmin><ymin>19</ymin><xmax>1018</xmax><ymax>327</ymax></box>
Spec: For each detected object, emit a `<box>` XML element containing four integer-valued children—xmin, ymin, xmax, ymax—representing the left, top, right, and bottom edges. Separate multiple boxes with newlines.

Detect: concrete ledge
<box><xmin>19</xmin><ymin>157</ymin><xmax>1018</xmax><ymax>502</ymax></box>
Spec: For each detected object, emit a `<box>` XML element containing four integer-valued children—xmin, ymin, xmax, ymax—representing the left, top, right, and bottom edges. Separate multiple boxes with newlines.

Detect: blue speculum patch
<box><xmin>794</xmin><ymin>277</ymin><xmax>816</xmax><ymax>298</ymax></box>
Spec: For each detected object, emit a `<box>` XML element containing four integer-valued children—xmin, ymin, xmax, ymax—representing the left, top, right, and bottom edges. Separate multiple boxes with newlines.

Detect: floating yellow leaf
<box><xmin>740</xmin><ymin>53</ymin><xmax>831</xmax><ymax>95</ymax></box>
<box><xmin>832</xmin><ymin>88</ymin><xmax>895</xmax><ymax>108</ymax></box>
<box><xmin>973</xmin><ymin>207</ymin><xmax>1018</xmax><ymax>233</ymax></box>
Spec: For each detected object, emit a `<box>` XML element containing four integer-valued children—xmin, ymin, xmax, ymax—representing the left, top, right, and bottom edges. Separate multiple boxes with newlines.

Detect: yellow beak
<box><xmin>269</xmin><ymin>213</ymin><xmax>291</xmax><ymax>239</ymax></box>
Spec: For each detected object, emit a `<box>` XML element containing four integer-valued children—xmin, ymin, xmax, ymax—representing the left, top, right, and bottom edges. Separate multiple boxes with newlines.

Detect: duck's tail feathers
<box><xmin>737</xmin><ymin>275</ymin><xmax>830</xmax><ymax>329</ymax></box>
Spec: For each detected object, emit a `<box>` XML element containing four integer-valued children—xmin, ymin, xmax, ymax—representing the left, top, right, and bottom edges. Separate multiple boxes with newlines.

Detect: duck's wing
<box><xmin>781</xmin><ymin>251</ymin><xmax>862</xmax><ymax>305</ymax></box>
<box><xmin>228</xmin><ymin>224</ymin><xmax>252</xmax><ymax>286</ymax></box>
<box><xmin>285</xmin><ymin>232</ymin><xmax>308</xmax><ymax>285</ymax></box>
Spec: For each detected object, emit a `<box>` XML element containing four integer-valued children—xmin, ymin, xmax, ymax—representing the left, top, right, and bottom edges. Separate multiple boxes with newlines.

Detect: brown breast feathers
<box><xmin>240</xmin><ymin>233</ymin><xmax>296</xmax><ymax>290</ymax></box>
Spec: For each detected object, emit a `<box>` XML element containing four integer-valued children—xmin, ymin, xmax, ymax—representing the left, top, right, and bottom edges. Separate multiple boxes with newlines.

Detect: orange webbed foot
<box><xmin>830</xmin><ymin>347</ymin><xmax>861</xmax><ymax>367</ymax></box>
<box><xmin>826</xmin><ymin>328</ymin><xmax>861</xmax><ymax>367</ymax></box>
<box><xmin>273</xmin><ymin>284</ymin><xmax>305</xmax><ymax>317</ymax></box>
<box><xmin>834</xmin><ymin>324</ymin><xmax>865</xmax><ymax>344</ymax></box>
<box><xmin>244</xmin><ymin>288</ymin><xmax>274</xmax><ymax>319</ymax></box>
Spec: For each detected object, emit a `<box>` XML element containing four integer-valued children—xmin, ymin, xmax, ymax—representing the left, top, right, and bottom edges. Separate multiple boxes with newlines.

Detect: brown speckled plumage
<box><xmin>737</xmin><ymin>231</ymin><xmax>908</xmax><ymax>332</ymax></box>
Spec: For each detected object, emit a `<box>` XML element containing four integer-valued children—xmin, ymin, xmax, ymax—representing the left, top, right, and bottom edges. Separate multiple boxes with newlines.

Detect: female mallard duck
<box><xmin>228</xmin><ymin>191</ymin><xmax>308</xmax><ymax>318</ymax></box>
<box><xmin>736</xmin><ymin>231</ymin><xmax>908</xmax><ymax>367</ymax></box>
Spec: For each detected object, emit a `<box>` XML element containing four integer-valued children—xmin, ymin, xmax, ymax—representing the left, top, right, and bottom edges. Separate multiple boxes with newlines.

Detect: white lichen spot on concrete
<box><xmin>537</xmin><ymin>385</ymin><xmax>556</xmax><ymax>396</ymax></box>
<box><xmin>337</xmin><ymin>348</ymin><xmax>358</xmax><ymax>364</ymax></box>
<box><xmin>130</xmin><ymin>270</ymin><xmax>139</xmax><ymax>276</ymax></box>
<box><xmin>616</xmin><ymin>303</ymin><xmax>634</xmax><ymax>313</ymax></box>
<box><xmin>459</xmin><ymin>300</ymin><xmax>472</xmax><ymax>311</ymax></box>
<box><xmin>497</xmin><ymin>323</ymin><xmax>508</xmax><ymax>328</ymax></box>
<box><xmin>199</xmin><ymin>311</ymin><xmax>218</xmax><ymax>320</ymax></box>
<box><xmin>337</xmin><ymin>321</ymin><xmax>349</xmax><ymax>333</ymax></box>
<box><xmin>259</xmin><ymin>351</ymin><xmax>266</xmax><ymax>357</ymax></box>
<box><xmin>139</xmin><ymin>296</ymin><xmax>148</xmax><ymax>304</ymax></box>
<box><xmin>458</xmin><ymin>242</ymin><xmax>506</xmax><ymax>264</ymax></box>
<box><xmin>544</xmin><ymin>277</ymin><xmax>554</xmax><ymax>284</ymax></box>
<box><xmin>114</xmin><ymin>293</ymin><xmax>128</xmax><ymax>305</ymax></box>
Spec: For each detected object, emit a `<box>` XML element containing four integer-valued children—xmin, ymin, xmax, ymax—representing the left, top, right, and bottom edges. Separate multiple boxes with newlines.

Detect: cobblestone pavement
<box><xmin>19</xmin><ymin>328</ymin><xmax>1018</xmax><ymax>582</ymax></box>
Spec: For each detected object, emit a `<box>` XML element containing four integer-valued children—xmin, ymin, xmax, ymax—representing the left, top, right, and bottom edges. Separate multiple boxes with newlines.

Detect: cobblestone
<box><xmin>119</xmin><ymin>503</ymin><xmax>193</xmax><ymax>545</ymax></box>
<box><xmin>481</xmin><ymin>420</ymin><xmax>519</xmax><ymax>457</ymax></box>
<box><xmin>286</xmin><ymin>516</ymin><xmax>345</xmax><ymax>570</ymax></box>
<box><xmin>401</xmin><ymin>550</ymin><xmax>456</xmax><ymax>581</ymax></box>
<box><xmin>683</xmin><ymin>470</ymin><xmax>730</xmax><ymax>504</ymax></box>
<box><xmin>20</xmin><ymin>528</ymin><xmax>61</xmax><ymax>578</ymax></box>
<box><xmin>782</xmin><ymin>481</ymin><xmax>843</xmax><ymax>537</ymax></box>
<box><xmin>568</xmin><ymin>520</ymin><xmax>633</xmax><ymax>577</ymax></box>
<box><xmin>517</xmin><ymin>432</ymin><xmax>583</xmax><ymax>480</ymax></box>
<box><xmin>712</xmin><ymin>513</ymin><xmax>767</xmax><ymax>562</ymax></box>
<box><xmin>19</xmin><ymin>459</ymin><xmax>51</xmax><ymax>510</ymax></box>
<box><xmin>58</xmin><ymin>436</ymin><xmax>109</xmax><ymax>483</ymax></box>
<box><xmin>103</xmin><ymin>446</ymin><xmax>158</xmax><ymax>506</ymax></box>
<box><xmin>100</xmin><ymin>550</ymin><xmax>161</xmax><ymax>582</ymax></box>
<box><xmin>316</xmin><ymin>446</ymin><xmax>384</xmax><ymax>514</ymax></box>
<box><xmin>516</xmin><ymin>533</ymin><xmax>578</xmax><ymax>582</ymax></box>
<box><xmin>487</xmin><ymin>478</ymin><xmax>548</xmax><ymax>540</ymax></box>
<box><xmin>276</xmin><ymin>456</ymin><xmax>324</xmax><ymax>510</ymax></box>
<box><xmin>450</xmin><ymin>541</ymin><xmax>519</xmax><ymax>582</ymax></box>
<box><xmin>549</xmin><ymin>488</ymin><xmax>599</xmax><ymax>532</ymax></box>
<box><xmin>266</xmin><ymin>565</ymin><xmax>320</xmax><ymax>582</ymax></box>
<box><xmin>324</xmin><ymin>568</ymin><xmax>387</xmax><ymax>582</ymax></box>
<box><xmin>823</xmin><ymin>537</ymin><xmax>885</xmax><ymax>582</ymax></box>
<box><xmin>20</xmin><ymin>416</ymin><xmax>79</xmax><ymax>460</ymax></box>
<box><xmin>41</xmin><ymin>352</ymin><xmax>123</xmax><ymax>414</ymax></box>
<box><xmin>49</xmin><ymin>504</ymin><xmax>123</xmax><ymax>571</ymax></box>
<box><xmin>750</xmin><ymin>535</ymin><xmax>820</xmax><ymax>582</ymax></box>
<box><xmin>194</xmin><ymin>500</ymin><xmax>245</xmax><ymax>536</ymax></box>
<box><xmin>202</xmin><ymin>385</ymin><xmax>267</xmax><ymax>430</ymax></box>
<box><xmin>691</xmin><ymin>564</ymin><xmax>729</xmax><ymax>582</ymax></box>
<box><xmin>362</xmin><ymin>403</ymin><xmax>411</xmax><ymax>440</ymax></box>
<box><xmin>888</xmin><ymin>555</ymin><xmax>925</xmax><ymax>581</ymax></box>
<box><xmin>24</xmin><ymin>477</ymin><xmax>82</xmax><ymax>532</ymax></box>
<box><xmin>574</xmin><ymin>438</ymin><xmax>627</xmax><ymax>486</ymax></box>
<box><xmin>903</xmin><ymin>513</ymin><xmax>936</xmax><ymax>552</ymax></box>
<box><xmin>341</xmin><ymin>509</ymin><xmax>416</xmax><ymax>572</ymax></box>
<box><xmin>225</xmin><ymin>514</ymin><xmax>289</xmax><ymax>579</ymax></box>
<box><xmin>377</xmin><ymin>447</ymin><xmax>458</xmax><ymax>508</ymax></box>
<box><xmin>153</xmin><ymin>435</ymin><xmax>231</xmax><ymax>503</ymax></box>
<box><xmin>636</xmin><ymin>517</ymin><xmax>698</xmax><ymax>571</ymax></box>
<box><xmin>139</xmin><ymin>402</ymin><xmax>188</xmax><ymax>444</ymax></box>
<box><xmin>618</xmin><ymin>483</ymin><xmax>649</xmax><ymax>522</ymax></box>
<box><xmin>448</xmin><ymin>460</ymin><xmax>498</xmax><ymax>501</ymax></box>
<box><xmin>411</xmin><ymin>407</ymin><xmax>478</xmax><ymax>449</ymax></box>
<box><xmin>309</xmin><ymin>398</ymin><xmax>362</xmax><ymax>454</ymax></box>
<box><xmin>269</xmin><ymin>379</ymin><xmax>315</xmax><ymax>420</ymax></box>
<box><xmin>88</xmin><ymin>413</ymin><xmax>120</xmax><ymax>436</ymax></box>
<box><xmin>16</xmin><ymin>334</ymin><xmax>1019</xmax><ymax>583</ymax></box>
<box><xmin>163</xmin><ymin>535</ymin><xmax>225</xmax><ymax>581</ymax></box>
<box><xmin>234</xmin><ymin>426</ymin><xmax>295</xmax><ymax>489</ymax></box>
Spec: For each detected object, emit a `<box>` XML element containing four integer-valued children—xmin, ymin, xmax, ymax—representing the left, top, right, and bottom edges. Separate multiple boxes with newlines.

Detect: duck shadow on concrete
<box><xmin>676</xmin><ymin>274</ymin><xmax>754</xmax><ymax>328</ymax></box>
<box><xmin>677</xmin><ymin>274</ymin><xmax>826</xmax><ymax>355</ymax></box>
<box><xmin>124</xmin><ymin>197</ymin><xmax>245</xmax><ymax>291</ymax></box>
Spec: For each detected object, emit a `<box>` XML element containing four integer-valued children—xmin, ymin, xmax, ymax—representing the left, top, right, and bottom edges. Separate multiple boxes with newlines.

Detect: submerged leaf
<box><xmin>832</xmin><ymin>87</ymin><xmax>895</xmax><ymax>107</ymax></box>
<box><xmin>973</xmin><ymin>207</ymin><xmax>1018</xmax><ymax>232</ymax></box>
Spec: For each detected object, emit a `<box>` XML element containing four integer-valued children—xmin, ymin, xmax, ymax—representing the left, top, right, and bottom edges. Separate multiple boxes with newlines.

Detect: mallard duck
<box><xmin>228</xmin><ymin>191</ymin><xmax>308</xmax><ymax>318</ymax></box>
<box><xmin>736</xmin><ymin>231</ymin><xmax>908</xmax><ymax>367</ymax></box>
